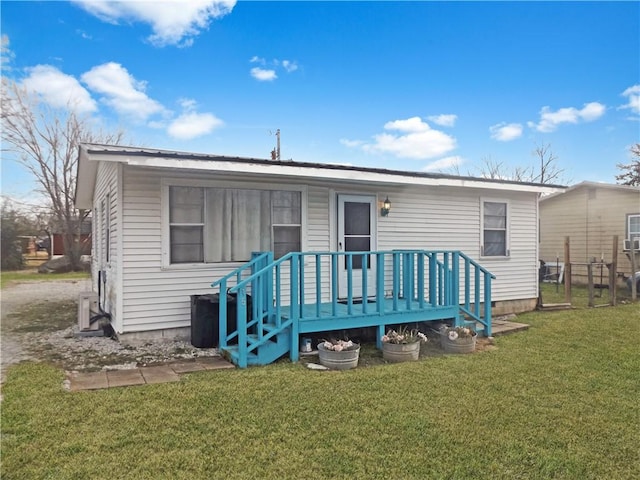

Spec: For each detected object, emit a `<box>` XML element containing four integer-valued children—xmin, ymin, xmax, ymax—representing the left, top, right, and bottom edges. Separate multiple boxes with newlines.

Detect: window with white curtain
<box><xmin>482</xmin><ymin>200</ymin><xmax>509</xmax><ymax>257</ymax></box>
<box><xmin>168</xmin><ymin>186</ymin><xmax>301</xmax><ymax>264</ymax></box>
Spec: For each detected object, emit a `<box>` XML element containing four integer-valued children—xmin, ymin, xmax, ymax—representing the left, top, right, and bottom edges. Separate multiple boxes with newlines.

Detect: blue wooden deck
<box><xmin>211</xmin><ymin>249</ymin><xmax>495</xmax><ymax>368</ymax></box>
<box><xmin>284</xmin><ymin>300</ymin><xmax>457</xmax><ymax>334</ymax></box>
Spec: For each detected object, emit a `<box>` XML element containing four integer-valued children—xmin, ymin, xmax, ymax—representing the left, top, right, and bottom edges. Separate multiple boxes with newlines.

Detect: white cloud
<box><xmin>282</xmin><ymin>60</ymin><xmax>298</xmax><ymax>73</ymax></box>
<box><xmin>361</xmin><ymin>117</ymin><xmax>456</xmax><ymax>159</ymax></box>
<box><xmin>489</xmin><ymin>122</ymin><xmax>523</xmax><ymax>142</ymax></box>
<box><xmin>249</xmin><ymin>57</ymin><xmax>298</xmax><ymax>80</ymax></box>
<box><xmin>168</xmin><ymin>112</ymin><xmax>223</xmax><ymax>139</ymax></box>
<box><xmin>250</xmin><ymin>67</ymin><xmax>277</xmax><ymax>82</ymax></box>
<box><xmin>528</xmin><ymin>102</ymin><xmax>606</xmax><ymax>132</ymax></box>
<box><xmin>166</xmin><ymin>97</ymin><xmax>223</xmax><ymax>139</ymax></box>
<box><xmin>22</xmin><ymin>65</ymin><xmax>97</xmax><ymax>113</ymax></box>
<box><xmin>71</xmin><ymin>0</ymin><xmax>236</xmax><ymax>47</ymax></box>
<box><xmin>427</xmin><ymin>114</ymin><xmax>457</xmax><ymax>127</ymax></box>
<box><xmin>340</xmin><ymin>139</ymin><xmax>364</xmax><ymax>148</ymax></box>
<box><xmin>81</xmin><ymin>62</ymin><xmax>165</xmax><ymax>121</ymax></box>
<box><xmin>422</xmin><ymin>156</ymin><xmax>464</xmax><ymax>172</ymax></box>
<box><xmin>619</xmin><ymin>84</ymin><xmax>640</xmax><ymax>115</ymax></box>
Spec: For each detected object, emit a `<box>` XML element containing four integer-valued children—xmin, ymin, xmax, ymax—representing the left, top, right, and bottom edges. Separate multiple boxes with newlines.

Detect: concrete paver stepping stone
<box><xmin>141</xmin><ymin>365</ymin><xmax>180</xmax><ymax>384</ymax></box>
<box><xmin>106</xmin><ymin>369</ymin><xmax>145</xmax><ymax>388</ymax></box>
<box><xmin>69</xmin><ymin>371</ymin><xmax>109</xmax><ymax>391</ymax></box>
<box><xmin>197</xmin><ymin>357</ymin><xmax>235</xmax><ymax>370</ymax></box>
<box><xmin>170</xmin><ymin>361</ymin><xmax>206</xmax><ymax>374</ymax></box>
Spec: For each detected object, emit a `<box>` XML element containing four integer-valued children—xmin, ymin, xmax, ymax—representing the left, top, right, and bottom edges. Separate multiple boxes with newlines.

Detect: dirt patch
<box><xmin>1</xmin><ymin>279</ymin><xmax>218</xmax><ymax>381</ymax></box>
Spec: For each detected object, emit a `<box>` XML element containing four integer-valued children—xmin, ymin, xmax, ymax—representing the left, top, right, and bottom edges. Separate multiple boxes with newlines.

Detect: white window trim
<box><xmin>480</xmin><ymin>197</ymin><xmax>510</xmax><ymax>259</ymax></box>
<box><xmin>161</xmin><ymin>178</ymin><xmax>307</xmax><ymax>270</ymax></box>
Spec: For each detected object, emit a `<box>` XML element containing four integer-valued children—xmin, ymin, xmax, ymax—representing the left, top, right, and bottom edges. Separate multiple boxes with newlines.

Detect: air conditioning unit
<box><xmin>78</xmin><ymin>291</ymin><xmax>100</xmax><ymax>331</ymax></box>
<box><xmin>623</xmin><ymin>238</ymin><xmax>640</xmax><ymax>251</ymax></box>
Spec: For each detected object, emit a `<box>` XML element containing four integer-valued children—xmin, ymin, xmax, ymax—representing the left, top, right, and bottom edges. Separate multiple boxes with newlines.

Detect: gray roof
<box><xmin>81</xmin><ymin>143</ymin><xmax>567</xmax><ymax>190</ymax></box>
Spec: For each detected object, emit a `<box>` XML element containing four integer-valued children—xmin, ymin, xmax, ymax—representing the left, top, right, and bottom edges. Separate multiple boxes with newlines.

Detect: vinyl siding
<box><xmin>119</xmin><ymin>166</ymin><xmax>540</xmax><ymax>333</ymax></box>
<box><xmin>540</xmin><ymin>185</ymin><xmax>640</xmax><ymax>281</ymax></box>
<box><xmin>92</xmin><ymin>161</ymin><xmax>121</xmax><ymax>331</ymax></box>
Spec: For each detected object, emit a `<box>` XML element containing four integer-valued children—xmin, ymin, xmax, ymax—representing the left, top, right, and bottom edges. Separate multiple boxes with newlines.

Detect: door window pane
<box><xmin>344</xmin><ymin>237</ymin><xmax>370</xmax><ymax>269</ymax></box>
<box><xmin>344</xmin><ymin>202</ymin><xmax>370</xmax><ymax>235</ymax></box>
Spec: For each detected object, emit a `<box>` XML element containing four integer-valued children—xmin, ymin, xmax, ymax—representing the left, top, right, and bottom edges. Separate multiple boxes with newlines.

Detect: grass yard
<box><xmin>539</xmin><ymin>280</ymin><xmax>635</xmax><ymax>308</ymax></box>
<box><xmin>0</xmin><ymin>269</ymin><xmax>90</xmax><ymax>289</ymax></box>
<box><xmin>2</xmin><ymin>304</ymin><xmax>639</xmax><ymax>480</ymax></box>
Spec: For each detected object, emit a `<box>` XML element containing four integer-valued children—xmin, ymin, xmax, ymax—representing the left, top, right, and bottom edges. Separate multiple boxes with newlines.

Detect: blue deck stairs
<box><xmin>211</xmin><ymin>250</ymin><xmax>495</xmax><ymax>368</ymax></box>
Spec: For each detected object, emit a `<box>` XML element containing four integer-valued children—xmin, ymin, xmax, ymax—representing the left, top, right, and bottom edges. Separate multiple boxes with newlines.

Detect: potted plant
<box><xmin>381</xmin><ymin>326</ymin><xmax>428</xmax><ymax>362</ymax></box>
<box><xmin>317</xmin><ymin>339</ymin><xmax>360</xmax><ymax>370</ymax></box>
<box><xmin>440</xmin><ymin>325</ymin><xmax>477</xmax><ymax>354</ymax></box>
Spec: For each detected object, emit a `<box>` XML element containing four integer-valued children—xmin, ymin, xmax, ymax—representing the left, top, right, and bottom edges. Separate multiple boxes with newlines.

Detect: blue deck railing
<box><xmin>211</xmin><ymin>250</ymin><xmax>495</xmax><ymax>367</ymax></box>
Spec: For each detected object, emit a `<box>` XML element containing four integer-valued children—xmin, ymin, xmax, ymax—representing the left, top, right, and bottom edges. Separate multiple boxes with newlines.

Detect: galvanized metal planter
<box><xmin>382</xmin><ymin>341</ymin><xmax>421</xmax><ymax>362</ymax></box>
<box><xmin>317</xmin><ymin>343</ymin><xmax>360</xmax><ymax>370</ymax></box>
<box><xmin>441</xmin><ymin>334</ymin><xmax>476</xmax><ymax>354</ymax></box>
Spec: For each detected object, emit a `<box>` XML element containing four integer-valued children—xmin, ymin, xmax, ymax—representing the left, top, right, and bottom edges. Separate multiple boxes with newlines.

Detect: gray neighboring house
<box><xmin>539</xmin><ymin>181</ymin><xmax>640</xmax><ymax>283</ymax></box>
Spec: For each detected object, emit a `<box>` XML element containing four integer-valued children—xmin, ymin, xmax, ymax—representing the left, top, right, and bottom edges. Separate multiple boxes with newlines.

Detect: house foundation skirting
<box><xmin>117</xmin><ymin>326</ymin><xmax>191</xmax><ymax>346</ymax></box>
<box><xmin>491</xmin><ymin>298</ymin><xmax>537</xmax><ymax>316</ymax></box>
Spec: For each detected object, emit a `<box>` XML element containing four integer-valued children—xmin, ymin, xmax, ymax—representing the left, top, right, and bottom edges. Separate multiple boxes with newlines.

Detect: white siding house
<box><xmin>75</xmin><ymin>144</ymin><xmax>562</xmax><ymax>340</ymax></box>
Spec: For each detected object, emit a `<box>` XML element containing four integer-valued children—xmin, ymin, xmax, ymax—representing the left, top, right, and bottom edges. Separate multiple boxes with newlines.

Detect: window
<box><xmin>168</xmin><ymin>186</ymin><xmax>302</xmax><ymax>264</ymax></box>
<box><xmin>628</xmin><ymin>214</ymin><xmax>640</xmax><ymax>241</ymax></box>
<box><xmin>105</xmin><ymin>193</ymin><xmax>110</xmax><ymax>263</ymax></box>
<box><xmin>100</xmin><ymin>198</ymin><xmax>110</xmax><ymax>264</ymax></box>
<box><xmin>482</xmin><ymin>200</ymin><xmax>508</xmax><ymax>257</ymax></box>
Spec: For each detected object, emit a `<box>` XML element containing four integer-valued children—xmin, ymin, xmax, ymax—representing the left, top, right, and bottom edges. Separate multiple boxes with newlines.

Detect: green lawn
<box><xmin>0</xmin><ymin>269</ymin><xmax>90</xmax><ymax>289</ymax></box>
<box><xmin>539</xmin><ymin>280</ymin><xmax>634</xmax><ymax>308</ymax></box>
<box><xmin>2</xmin><ymin>304</ymin><xmax>639</xmax><ymax>479</ymax></box>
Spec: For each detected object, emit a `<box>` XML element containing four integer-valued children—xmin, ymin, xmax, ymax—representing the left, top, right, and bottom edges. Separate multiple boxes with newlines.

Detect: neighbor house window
<box><xmin>628</xmin><ymin>214</ymin><xmax>640</xmax><ymax>241</ymax></box>
<box><xmin>482</xmin><ymin>200</ymin><xmax>509</xmax><ymax>257</ymax></box>
<box><xmin>168</xmin><ymin>186</ymin><xmax>301</xmax><ymax>264</ymax></box>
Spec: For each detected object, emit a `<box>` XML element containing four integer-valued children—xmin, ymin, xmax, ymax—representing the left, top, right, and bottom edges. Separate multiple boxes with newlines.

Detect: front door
<box><xmin>337</xmin><ymin>194</ymin><xmax>376</xmax><ymax>298</ymax></box>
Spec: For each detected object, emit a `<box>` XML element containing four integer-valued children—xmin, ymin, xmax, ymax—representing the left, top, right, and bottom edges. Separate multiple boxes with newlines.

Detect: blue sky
<box><xmin>1</xmin><ymin>0</ymin><xmax>639</xmax><ymax>201</ymax></box>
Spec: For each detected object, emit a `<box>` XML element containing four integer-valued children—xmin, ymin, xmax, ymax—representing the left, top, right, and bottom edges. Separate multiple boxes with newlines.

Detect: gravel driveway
<box><xmin>1</xmin><ymin>278</ymin><xmax>91</xmax><ymax>383</ymax></box>
<box><xmin>1</xmin><ymin>278</ymin><xmax>217</xmax><ymax>384</ymax></box>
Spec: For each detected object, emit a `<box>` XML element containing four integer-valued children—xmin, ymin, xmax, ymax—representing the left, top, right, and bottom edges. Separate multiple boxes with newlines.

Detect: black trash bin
<box><xmin>190</xmin><ymin>293</ymin><xmax>252</xmax><ymax>348</ymax></box>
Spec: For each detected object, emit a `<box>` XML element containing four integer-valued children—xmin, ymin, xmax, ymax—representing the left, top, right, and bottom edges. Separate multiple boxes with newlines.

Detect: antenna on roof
<box><xmin>269</xmin><ymin>128</ymin><xmax>281</xmax><ymax>160</ymax></box>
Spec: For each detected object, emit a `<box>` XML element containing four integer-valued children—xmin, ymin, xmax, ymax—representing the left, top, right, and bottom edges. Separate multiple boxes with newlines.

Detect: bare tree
<box><xmin>615</xmin><ymin>143</ymin><xmax>640</xmax><ymax>186</ymax></box>
<box><xmin>475</xmin><ymin>143</ymin><xmax>565</xmax><ymax>184</ymax></box>
<box><xmin>477</xmin><ymin>156</ymin><xmax>509</xmax><ymax>180</ymax></box>
<box><xmin>530</xmin><ymin>142</ymin><xmax>564</xmax><ymax>184</ymax></box>
<box><xmin>1</xmin><ymin>78</ymin><xmax>124</xmax><ymax>270</ymax></box>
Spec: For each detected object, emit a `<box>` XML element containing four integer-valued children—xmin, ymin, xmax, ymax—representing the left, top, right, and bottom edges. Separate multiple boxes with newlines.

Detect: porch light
<box><xmin>380</xmin><ymin>197</ymin><xmax>391</xmax><ymax>217</ymax></box>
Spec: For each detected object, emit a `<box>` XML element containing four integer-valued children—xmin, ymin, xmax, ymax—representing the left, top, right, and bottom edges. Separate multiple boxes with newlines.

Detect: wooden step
<box><xmin>540</xmin><ymin>303</ymin><xmax>572</xmax><ymax>311</ymax></box>
<box><xmin>224</xmin><ymin>346</ymin><xmax>260</xmax><ymax>366</ymax></box>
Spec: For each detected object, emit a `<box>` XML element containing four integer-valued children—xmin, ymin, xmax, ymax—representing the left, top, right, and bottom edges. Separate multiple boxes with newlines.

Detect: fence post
<box><xmin>587</xmin><ymin>262</ymin><xmax>594</xmax><ymax>307</ymax></box>
<box><xmin>610</xmin><ymin>235</ymin><xmax>618</xmax><ymax>306</ymax></box>
<box><xmin>563</xmin><ymin>236</ymin><xmax>571</xmax><ymax>303</ymax></box>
